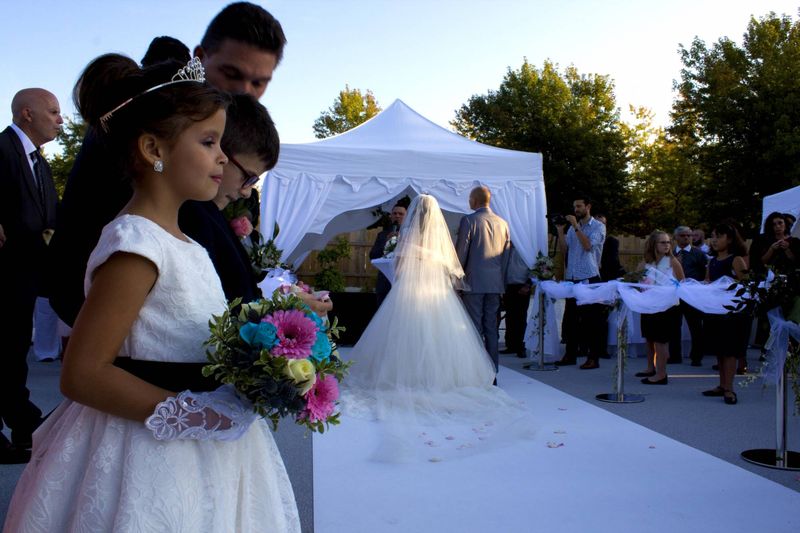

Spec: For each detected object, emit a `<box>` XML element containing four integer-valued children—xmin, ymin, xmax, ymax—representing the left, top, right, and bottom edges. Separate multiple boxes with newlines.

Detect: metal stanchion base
<box><xmin>741</xmin><ymin>449</ymin><xmax>800</xmax><ymax>471</ymax></box>
<box><xmin>523</xmin><ymin>360</ymin><xmax>558</xmax><ymax>371</ymax></box>
<box><xmin>596</xmin><ymin>393</ymin><xmax>645</xmax><ymax>404</ymax></box>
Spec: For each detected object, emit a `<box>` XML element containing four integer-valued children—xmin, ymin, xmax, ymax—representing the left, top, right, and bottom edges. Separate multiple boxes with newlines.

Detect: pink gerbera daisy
<box><xmin>304</xmin><ymin>375</ymin><xmax>340</xmax><ymax>422</ymax></box>
<box><xmin>264</xmin><ymin>309</ymin><xmax>318</xmax><ymax>359</ymax></box>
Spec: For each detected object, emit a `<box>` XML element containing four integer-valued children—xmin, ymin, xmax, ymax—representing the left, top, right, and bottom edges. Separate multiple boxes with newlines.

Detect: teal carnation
<box><xmin>239</xmin><ymin>321</ymin><xmax>278</xmax><ymax>349</ymax></box>
<box><xmin>310</xmin><ymin>331</ymin><xmax>332</xmax><ymax>362</ymax></box>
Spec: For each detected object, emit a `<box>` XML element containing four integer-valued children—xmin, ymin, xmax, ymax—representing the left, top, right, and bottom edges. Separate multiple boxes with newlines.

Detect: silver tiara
<box><xmin>99</xmin><ymin>57</ymin><xmax>206</xmax><ymax>132</ymax></box>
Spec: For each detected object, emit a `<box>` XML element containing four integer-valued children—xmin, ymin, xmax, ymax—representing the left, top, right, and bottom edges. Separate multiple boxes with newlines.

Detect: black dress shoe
<box><xmin>555</xmin><ymin>357</ymin><xmax>577</xmax><ymax>366</ymax></box>
<box><xmin>499</xmin><ymin>348</ymin><xmax>517</xmax><ymax>355</ymax></box>
<box><xmin>516</xmin><ymin>351</ymin><xmax>527</xmax><ymax>358</ymax></box>
<box><xmin>641</xmin><ymin>376</ymin><xmax>668</xmax><ymax>385</ymax></box>
<box><xmin>690</xmin><ymin>360</ymin><xmax>702</xmax><ymax>367</ymax></box>
<box><xmin>579</xmin><ymin>359</ymin><xmax>599</xmax><ymax>370</ymax></box>
<box><xmin>635</xmin><ymin>371</ymin><xmax>656</xmax><ymax>378</ymax></box>
<box><xmin>712</xmin><ymin>364</ymin><xmax>719</xmax><ymax>371</ymax></box>
<box><xmin>667</xmin><ymin>357</ymin><xmax>682</xmax><ymax>364</ymax></box>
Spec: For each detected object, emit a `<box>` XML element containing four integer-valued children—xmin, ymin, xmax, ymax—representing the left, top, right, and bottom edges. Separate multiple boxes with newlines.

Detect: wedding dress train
<box><xmin>343</xmin><ymin>195</ymin><xmax>534</xmax><ymax>462</ymax></box>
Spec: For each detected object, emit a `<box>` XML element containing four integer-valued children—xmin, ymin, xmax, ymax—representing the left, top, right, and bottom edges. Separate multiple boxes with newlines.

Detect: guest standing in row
<box><xmin>669</xmin><ymin>225</ymin><xmax>708</xmax><ymax>366</ymax></box>
<box><xmin>702</xmin><ymin>223</ymin><xmax>749</xmax><ymax>405</ymax></box>
<box><xmin>501</xmin><ymin>243</ymin><xmax>532</xmax><ymax>358</ymax></box>
<box><xmin>555</xmin><ymin>193</ymin><xmax>606</xmax><ymax>369</ymax></box>
<box><xmin>636</xmin><ymin>231</ymin><xmax>685</xmax><ymax>385</ymax></box>
<box><xmin>0</xmin><ymin>89</ymin><xmax>61</xmax><ymax>464</ymax></box>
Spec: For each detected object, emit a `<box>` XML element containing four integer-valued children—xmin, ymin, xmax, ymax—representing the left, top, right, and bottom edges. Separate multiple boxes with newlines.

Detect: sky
<box><xmin>2</xmin><ymin>0</ymin><xmax>798</xmax><ymax>156</ymax></box>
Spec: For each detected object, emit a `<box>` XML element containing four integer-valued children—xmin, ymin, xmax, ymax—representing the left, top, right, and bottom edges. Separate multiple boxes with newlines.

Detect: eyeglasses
<box><xmin>226</xmin><ymin>153</ymin><xmax>261</xmax><ymax>188</ymax></box>
<box><xmin>657</xmin><ymin>241</ymin><xmax>671</xmax><ymax>244</ymax></box>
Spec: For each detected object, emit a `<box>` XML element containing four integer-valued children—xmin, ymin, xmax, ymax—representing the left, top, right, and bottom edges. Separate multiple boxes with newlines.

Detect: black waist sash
<box><xmin>113</xmin><ymin>358</ymin><xmax>219</xmax><ymax>392</ymax></box>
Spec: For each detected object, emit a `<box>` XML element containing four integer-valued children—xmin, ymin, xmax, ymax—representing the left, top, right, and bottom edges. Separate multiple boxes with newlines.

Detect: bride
<box><xmin>345</xmin><ymin>194</ymin><xmax>533</xmax><ymax>461</ymax></box>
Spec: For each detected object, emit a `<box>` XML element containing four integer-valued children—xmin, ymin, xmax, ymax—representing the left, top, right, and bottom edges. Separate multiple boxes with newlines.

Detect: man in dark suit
<box><xmin>0</xmin><ymin>88</ymin><xmax>62</xmax><ymax>463</ymax></box>
<box><xmin>595</xmin><ymin>214</ymin><xmax>625</xmax><ymax>282</ymax></box>
<box><xmin>49</xmin><ymin>2</ymin><xmax>287</xmax><ymax>327</ymax></box>
<box><xmin>456</xmin><ymin>186</ymin><xmax>511</xmax><ymax>375</ymax></box>
<box><xmin>669</xmin><ymin>225</ymin><xmax>708</xmax><ymax>366</ymax></box>
<box><xmin>368</xmin><ymin>203</ymin><xmax>406</xmax><ymax>307</ymax></box>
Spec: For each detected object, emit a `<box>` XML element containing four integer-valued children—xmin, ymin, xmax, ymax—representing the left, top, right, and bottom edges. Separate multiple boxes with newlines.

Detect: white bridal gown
<box><xmin>344</xmin><ymin>196</ymin><xmax>533</xmax><ymax>462</ymax></box>
<box><xmin>3</xmin><ymin>215</ymin><xmax>299</xmax><ymax>533</ymax></box>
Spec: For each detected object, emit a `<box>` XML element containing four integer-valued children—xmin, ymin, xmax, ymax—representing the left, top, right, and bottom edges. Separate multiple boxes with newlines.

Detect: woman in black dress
<box><xmin>702</xmin><ymin>223</ymin><xmax>748</xmax><ymax>405</ymax></box>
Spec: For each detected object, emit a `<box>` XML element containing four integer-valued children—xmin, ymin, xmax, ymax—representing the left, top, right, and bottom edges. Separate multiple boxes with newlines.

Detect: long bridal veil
<box><xmin>343</xmin><ymin>195</ymin><xmax>534</xmax><ymax>462</ymax></box>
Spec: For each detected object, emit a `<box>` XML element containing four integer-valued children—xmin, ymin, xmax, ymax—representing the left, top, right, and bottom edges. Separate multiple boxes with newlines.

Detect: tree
<box><xmin>622</xmin><ymin>106</ymin><xmax>704</xmax><ymax>234</ymax></box>
<box><xmin>313</xmin><ymin>86</ymin><xmax>381</xmax><ymax>139</ymax></box>
<box><xmin>451</xmin><ymin>60</ymin><xmax>630</xmax><ymax>228</ymax></box>
<box><xmin>47</xmin><ymin>116</ymin><xmax>87</xmax><ymax>199</ymax></box>
<box><xmin>670</xmin><ymin>11</ymin><xmax>800</xmax><ymax>235</ymax></box>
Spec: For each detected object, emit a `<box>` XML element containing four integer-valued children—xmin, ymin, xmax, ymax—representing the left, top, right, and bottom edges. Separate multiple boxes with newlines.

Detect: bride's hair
<box><xmin>394</xmin><ymin>194</ymin><xmax>465</xmax><ymax>287</ymax></box>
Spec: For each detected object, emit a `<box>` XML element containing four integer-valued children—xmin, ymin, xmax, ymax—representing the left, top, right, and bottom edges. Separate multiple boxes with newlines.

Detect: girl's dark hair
<box><xmin>711</xmin><ymin>222</ymin><xmax>748</xmax><ymax>258</ymax></box>
<box><xmin>74</xmin><ymin>53</ymin><xmax>229</xmax><ymax>179</ymax></box>
<box><xmin>763</xmin><ymin>211</ymin><xmax>787</xmax><ymax>238</ymax></box>
<box><xmin>221</xmin><ymin>94</ymin><xmax>279</xmax><ymax>170</ymax></box>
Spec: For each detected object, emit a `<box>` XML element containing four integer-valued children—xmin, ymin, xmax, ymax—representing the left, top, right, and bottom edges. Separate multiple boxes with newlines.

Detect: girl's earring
<box><xmin>154</xmin><ymin>160</ymin><xmax>164</xmax><ymax>173</ymax></box>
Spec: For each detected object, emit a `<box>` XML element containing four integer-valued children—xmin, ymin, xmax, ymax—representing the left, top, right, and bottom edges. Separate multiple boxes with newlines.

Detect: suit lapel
<box><xmin>5</xmin><ymin>127</ymin><xmax>46</xmax><ymax>218</ymax></box>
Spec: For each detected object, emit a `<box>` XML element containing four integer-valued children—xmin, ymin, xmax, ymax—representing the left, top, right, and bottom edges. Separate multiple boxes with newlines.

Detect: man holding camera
<box><xmin>555</xmin><ymin>194</ymin><xmax>607</xmax><ymax>369</ymax></box>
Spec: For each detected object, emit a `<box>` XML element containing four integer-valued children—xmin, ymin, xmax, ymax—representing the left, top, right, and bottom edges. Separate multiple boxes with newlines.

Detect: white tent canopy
<box><xmin>260</xmin><ymin>99</ymin><xmax>547</xmax><ymax>266</ymax></box>
<box><xmin>762</xmin><ymin>185</ymin><xmax>800</xmax><ymax>236</ymax></box>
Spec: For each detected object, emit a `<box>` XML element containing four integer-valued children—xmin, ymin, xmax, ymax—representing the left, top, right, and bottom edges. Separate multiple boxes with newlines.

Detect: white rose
<box><xmin>284</xmin><ymin>359</ymin><xmax>317</xmax><ymax>395</ymax></box>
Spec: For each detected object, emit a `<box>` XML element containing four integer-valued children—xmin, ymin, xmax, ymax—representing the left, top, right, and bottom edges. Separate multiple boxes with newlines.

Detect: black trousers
<box><xmin>561</xmin><ymin>277</ymin><xmax>607</xmax><ymax>361</ymax></box>
<box><xmin>0</xmin><ymin>266</ymin><xmax>43</xmax><ymax>435</ymax></box>
<box><xmin>668</xmin><ymin>300</ymin><xmax>704</xmax><ymax>362</ymax></box>
<box><xmin>503</xmin><ymin>284</ymin><xmax>530</xmax><ymax>353</ymax></box>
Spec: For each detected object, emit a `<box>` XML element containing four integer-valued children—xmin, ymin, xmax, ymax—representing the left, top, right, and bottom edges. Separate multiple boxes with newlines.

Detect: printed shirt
<box><xmin>565</xmin><ymin>217</ymin><xmax>605</xmax><ymax>281</ymax></box>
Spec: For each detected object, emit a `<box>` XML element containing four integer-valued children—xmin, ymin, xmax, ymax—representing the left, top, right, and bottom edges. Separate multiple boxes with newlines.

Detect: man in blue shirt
<box><xmin>554</xmin><ymin>194</ymin><xmax>606</xmax><ymax>369</ymax></box>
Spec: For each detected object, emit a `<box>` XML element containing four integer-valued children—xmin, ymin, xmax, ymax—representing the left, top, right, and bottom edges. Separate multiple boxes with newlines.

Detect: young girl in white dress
<box><xmin>3</xmin><ymin>55</ymin><xmax>299</xmax><ymax>533</ymax></box>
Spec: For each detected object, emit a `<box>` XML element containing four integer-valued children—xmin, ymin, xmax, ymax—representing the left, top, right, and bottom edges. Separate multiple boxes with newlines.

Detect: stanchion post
<box><xmin>741</xmin><ymin>362</ymin><xmax>800</xmax><ymax>470</ymax></box>
<box><xmin>597</xmin><ymin>302</ymin><xmax>644</xmax><ymax>404</ymax></box>
<box><xmin>524</xmin><ymin>285</ymin><xmax>557</xmax><ymax>372</ymax></box>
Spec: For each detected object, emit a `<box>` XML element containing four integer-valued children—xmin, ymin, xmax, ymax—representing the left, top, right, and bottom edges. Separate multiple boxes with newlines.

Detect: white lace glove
<box><xmin>145</xmin><ymin>385</ymin><xmax>257</xmax><ymax>442</ymax></box>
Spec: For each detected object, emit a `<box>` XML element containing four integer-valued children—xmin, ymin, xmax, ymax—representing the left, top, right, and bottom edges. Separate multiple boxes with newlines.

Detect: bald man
<box><xmin>455</xmin><ymin>186</ymin><xmax>511</xmax><ymax>380</ymax></box>
<box><xmin>0</xmin><ymin>88</ymin><xmax>61</xmax><ymax>463</ymax></box>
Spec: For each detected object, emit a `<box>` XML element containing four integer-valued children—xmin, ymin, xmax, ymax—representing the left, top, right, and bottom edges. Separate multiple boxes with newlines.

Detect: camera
<box><xmin>547</xmin><ymin>214</ymin><xmax>568</xmax><ymax>236</ymax></box>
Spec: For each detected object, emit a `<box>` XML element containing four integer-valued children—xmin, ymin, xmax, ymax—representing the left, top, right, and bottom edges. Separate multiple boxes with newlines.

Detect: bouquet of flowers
<box><xmin>529</xmin><ymin>251</ymin><xmax>555</xmax><ymax>281</ymax></box>
<box><xmin>203</xmin><ymin>293</ymin><xmax>349</xmax><ymax>433</ymax></box>
<box><xmin>383</xmin><ymin>234</ymin><xmax>398</xmax><ymax>258</ymax></box>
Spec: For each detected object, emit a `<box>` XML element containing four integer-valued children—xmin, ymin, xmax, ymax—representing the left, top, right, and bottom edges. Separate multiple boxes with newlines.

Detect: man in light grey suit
<box><xmin>455</xmin><ymin>186</ymin><xmax>511</xmax><ymax>376</ymax></box>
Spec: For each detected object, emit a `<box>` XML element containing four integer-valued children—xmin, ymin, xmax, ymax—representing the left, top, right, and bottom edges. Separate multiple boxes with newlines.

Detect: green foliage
<box><xmin>313</xmin><ymin>85</ymin><xmax>382</xmax><ymax>139</ymax></box>
<box><xmin>47</xmin><ymin>116</ymin><xmax>86</xmax><ymax>199</ymax></box>
<box><xmin>314</xmin><ymin>236</ymin><xmax>351</xmax><ymax>292</ymax></box>
<box><xmin>670</xmin><ymin>11</ymin><xmax>800</xmax><ymax>235</ymax></box>
<box><xmin>621</xmin><ymin>106</ymin><xmax>703</xmax><ymax>234</ymax></box>
<box><xmin>452</xmin><ymin>59</ymin><xmax>630</xmax><ymax>228</ymax></box>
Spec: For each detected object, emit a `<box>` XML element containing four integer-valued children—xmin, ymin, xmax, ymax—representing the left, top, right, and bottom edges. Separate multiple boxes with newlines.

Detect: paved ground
<box><xmin>2</xmin><ymin>347</ymin><xmax>799</xmax><ymax>529</ymax></box>
<box><xmin>501</xmin><ymin>349</ymin><xmax>800</xmax><ymax>491</ymax></box>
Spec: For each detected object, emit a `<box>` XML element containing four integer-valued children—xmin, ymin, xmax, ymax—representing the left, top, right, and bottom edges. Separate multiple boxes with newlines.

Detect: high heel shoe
<box><xmin>635</xmin><ymin>371</ymin><xmax>656</xmax><ymax>378</ymax></box>
<box><xmin>702</xmin><ymin>387</ymin><xmax>725</xmax><ymax>397</ymax></box>
<box><xmin>641</xmin><ymin>376</ymin><xmax>668</xmax><ymax>385</ymax></box>
<box><xmin>724</xmin><ymin>390</ymin><xmax>738</xmax><ymax>405</ymax></box>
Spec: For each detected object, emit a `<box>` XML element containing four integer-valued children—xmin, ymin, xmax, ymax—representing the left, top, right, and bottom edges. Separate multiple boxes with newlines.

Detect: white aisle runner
<box><xmin>314</xmin><ymin>363</ymin><xmax>800</xmax><ymax>533</ymax></box>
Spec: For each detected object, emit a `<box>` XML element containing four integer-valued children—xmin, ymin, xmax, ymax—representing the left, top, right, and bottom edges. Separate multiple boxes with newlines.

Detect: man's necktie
<box><xmin>30</xmin><ymin>150</ymin><xmax>47</xmax><ymax>206</ymax></box>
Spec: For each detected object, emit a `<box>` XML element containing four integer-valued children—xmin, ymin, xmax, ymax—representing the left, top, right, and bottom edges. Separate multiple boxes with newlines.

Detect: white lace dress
<box><xmin>3</xmin><ymin>215</ymin><xmax>299</xmax><ymax>533</ymax></box>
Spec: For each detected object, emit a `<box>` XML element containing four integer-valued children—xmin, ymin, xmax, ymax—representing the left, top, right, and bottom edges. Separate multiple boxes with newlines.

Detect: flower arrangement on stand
<box><xmin>529</xmin><ymin>251</ymin><xmax>555</xmax><ymax>281</ymax></box>
<box><xmin>203</xmin><ymin>293</ymin><xmax>349</xmax><ymax>432</ymax></box>
<box><xmin>732</xmin><ymin>268</ymin><xmax>800</xmax><ymax>410</ymax></box>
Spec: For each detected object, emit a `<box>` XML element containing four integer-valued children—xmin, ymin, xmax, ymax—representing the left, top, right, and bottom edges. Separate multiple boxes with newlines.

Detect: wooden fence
<box><xmin>295</xmin><ymin>232</ymin><xmax>728</xmax><ymax>290</ymax></box>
